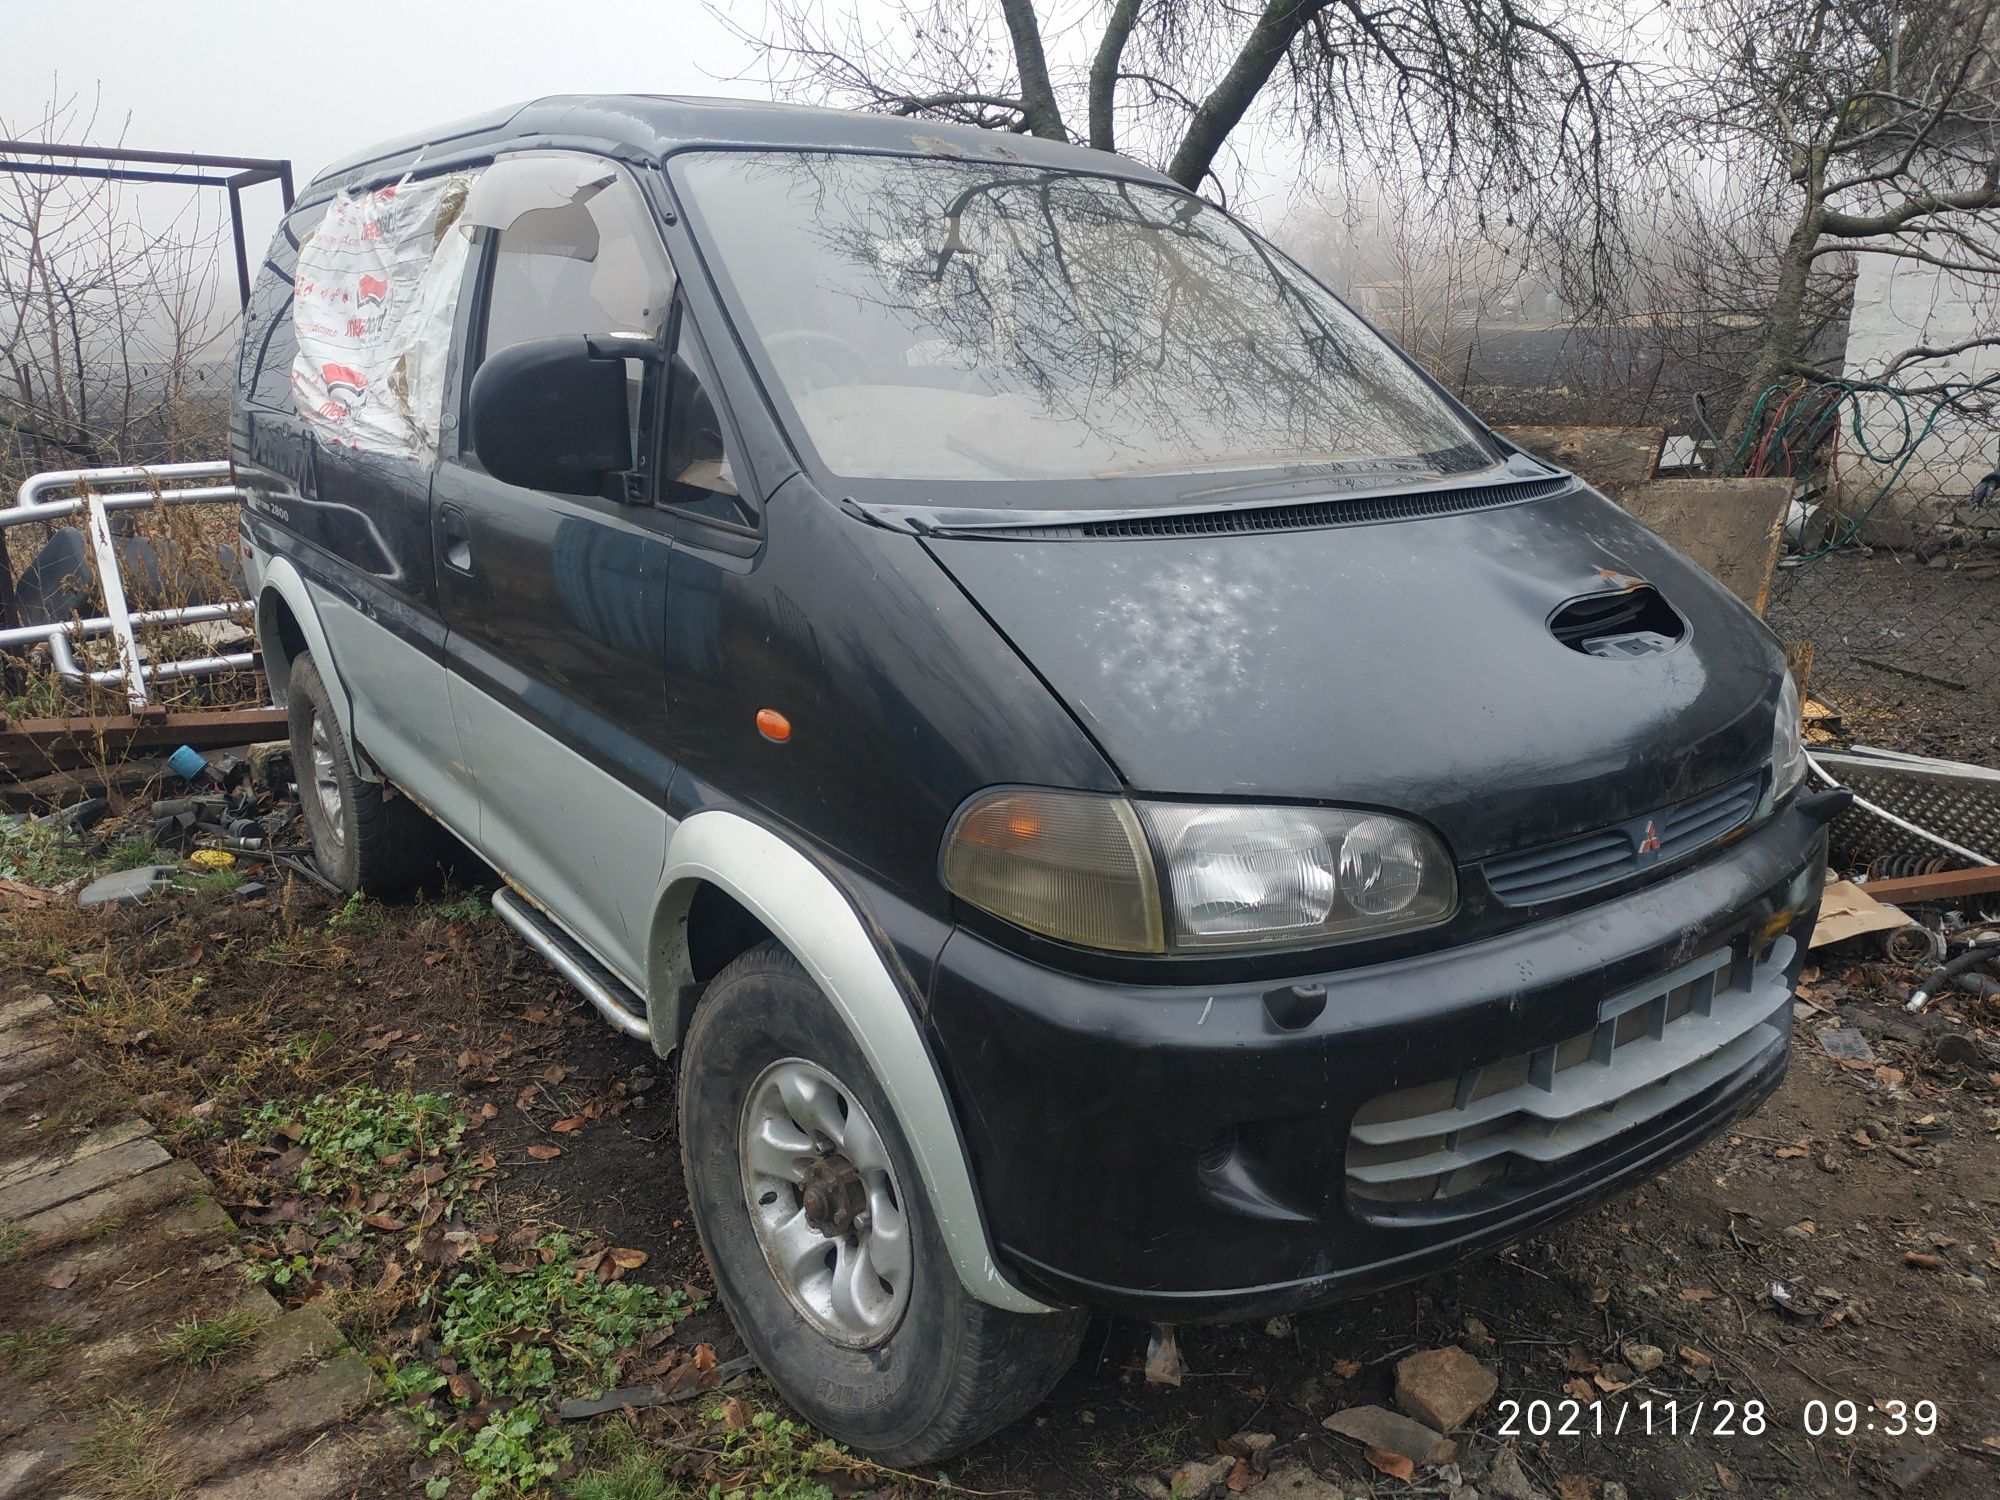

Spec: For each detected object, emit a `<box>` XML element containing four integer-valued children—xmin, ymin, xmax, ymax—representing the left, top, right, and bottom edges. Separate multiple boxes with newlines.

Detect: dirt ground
<box><xmin>1766</xmin><ymin>553</ymin><xmax>2000</xmax><ymax>766</ymax></box>
<box><xmin>3</xmin><ymin>861</ymin><xmax>1996</xmax><ymax>1500</ymax></box>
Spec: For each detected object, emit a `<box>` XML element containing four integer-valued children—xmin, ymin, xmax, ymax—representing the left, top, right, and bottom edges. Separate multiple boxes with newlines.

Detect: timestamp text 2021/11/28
<box><xmin>1495</xmin><ymin>1398</ymin><xmax>1940</xmax><ymax>1439</ymax></box>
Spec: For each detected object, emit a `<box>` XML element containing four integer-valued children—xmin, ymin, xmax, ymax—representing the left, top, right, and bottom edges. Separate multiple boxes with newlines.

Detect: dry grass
<box><xmin>70</xmin><ymin>1399</ymin><xmax>190</xmax><ymax>1500</ymax></box>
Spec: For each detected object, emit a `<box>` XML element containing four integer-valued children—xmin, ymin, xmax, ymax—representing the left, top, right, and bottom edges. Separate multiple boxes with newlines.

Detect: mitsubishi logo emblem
<box><xmin>1638</xmin><ymin>819</ymin><xmax>1662</xmax><ymax>855</ymax></box>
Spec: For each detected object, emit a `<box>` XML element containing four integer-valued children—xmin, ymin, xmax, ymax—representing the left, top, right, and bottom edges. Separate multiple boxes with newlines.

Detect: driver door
<box><xmin>431</xmin><ymin>154</ymin><xmax>681</xmax><ymax>986</ymax></box>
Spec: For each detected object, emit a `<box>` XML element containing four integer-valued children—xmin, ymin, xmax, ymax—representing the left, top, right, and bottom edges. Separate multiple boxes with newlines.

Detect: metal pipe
<box><xmin>17</xmin><ymin>461</ymin><xmax>234</xmax><ymax>506</ymax></box>
<box><xmin>81</xmin><ymin>491</ymin><xmax>147</xmax><ymax>707</ymax></box>
<box><xmin>491</xmin><ymin>888</ymin><xmax>652</xmax><ymax>1042</ymax></box>
<box><xmin>0</xmin><ymin>601</ymin><xmax>249</xmax><ymax>652</ymax></box>
<box><xmin>45</xmin><ymin>627</ymin><xmax>253</xmax><ymax>690</ymax></box>
<box><xmin>3</xmin><ymin>486</ymin><xmax>246</xmax><ymax>529</ymax></box>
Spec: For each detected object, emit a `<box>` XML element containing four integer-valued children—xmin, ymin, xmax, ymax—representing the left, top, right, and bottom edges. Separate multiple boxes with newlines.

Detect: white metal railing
<box><xmin>5</xmin><ymin>463</ymin><xmax>253</xmax><ymax>710</ymax></box>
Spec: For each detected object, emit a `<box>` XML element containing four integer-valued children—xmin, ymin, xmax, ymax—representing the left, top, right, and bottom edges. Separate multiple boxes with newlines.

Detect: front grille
<box><xmin>1482</xmin><ymin>773</ymin><xmax>1762</xmax><ymax>906</ymax></box>
<box><xmin>1346</xmin><ymin>938</ymin><xmax>1793</xmax><ymax>1206</ymax></box>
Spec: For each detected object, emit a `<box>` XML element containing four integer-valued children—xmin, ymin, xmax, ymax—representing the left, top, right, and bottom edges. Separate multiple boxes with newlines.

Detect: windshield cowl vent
<box><xmin>992</xmin><ymin>476</ymin><xmax>1576</xmax><ymax>541</ymax></box>
<box><xmin>1549</xmin><ymin>584</ymin><xmax>1687</xmax><ymax>658</ymax></box>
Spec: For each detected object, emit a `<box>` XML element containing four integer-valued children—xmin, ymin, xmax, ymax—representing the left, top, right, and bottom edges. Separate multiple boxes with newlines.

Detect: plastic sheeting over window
<box><xmin>292</xmin><ymin>170</ymin><xmax>483</xmax><ymax>458</ymax></box>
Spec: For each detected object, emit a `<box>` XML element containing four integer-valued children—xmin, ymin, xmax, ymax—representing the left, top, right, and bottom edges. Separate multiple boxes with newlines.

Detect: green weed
<box><xmin>431</xmin><ymin>890</ymin><xmax>491</xmax><ymax>923</ymax></box>
<box><xmin>0</xmin><ymin>1223</ymin><xmax>28</xmax><ymax>1264</ymax></box>
<box><xmin>0</xmin><ymin>1322</ymin><xmax>69</xmax><ymax>1379</ymax></box>
<box><xmin>106</xmin><ymin>836</ymin><xmax>161</xmax><ymax>870</ymax></box>
<box><xmin>389</xmin><ymin>1233</ymin><xmax>690</xmax><ymax>1498</ymax></box>
<box><xmin>246</xmin><ymin>1085</ymin><xmax>463</xmax><ymax>1201</ymax></box>
<box><xmin>0</xmin><ymin>819</ymin><xmax>92</xmax><ymax>886</ymax></box>
<box><xmin>156</xmin><ymin>1308</ymin><xmax>265</xmax><ymax>1368</ymax></box>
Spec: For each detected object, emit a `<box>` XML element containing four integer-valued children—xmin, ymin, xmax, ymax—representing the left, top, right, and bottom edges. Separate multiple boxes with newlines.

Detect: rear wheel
<box><xmin>678</xmin><ymin>940</ymin><xmax>1085</xmax><ymax>1465</ymax></box>
<box><xmin>286</xmin><ymin>651</ymin><xmax>444</xmax><ymax>896</ymax></box>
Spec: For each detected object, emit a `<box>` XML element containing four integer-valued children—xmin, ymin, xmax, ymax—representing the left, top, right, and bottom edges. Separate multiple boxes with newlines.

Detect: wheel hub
<box><xmin>739</xmin><ymin>1057</ymin><xmax>913</xmax><ymax>1348</ymax></box>
<box><xmin>798</xmin><ymin>1155</ymin><xmax>868</xmax><ymax>1238</ymax></box>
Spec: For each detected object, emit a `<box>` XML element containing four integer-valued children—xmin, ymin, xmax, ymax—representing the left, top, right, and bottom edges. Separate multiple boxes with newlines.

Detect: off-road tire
<box><xmin>286</xmin><ymin>651</ymin><xmax>444</xmax><ymax>896</ymax></box>
<box><xmin>678</xmin><ymin>940</ymin><xmax>1085</xmax><ymax>1465</ymax></box>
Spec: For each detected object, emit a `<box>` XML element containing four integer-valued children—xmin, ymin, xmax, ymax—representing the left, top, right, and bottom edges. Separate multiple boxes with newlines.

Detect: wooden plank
<box><xmin>1856</xmin><ymin>864</ymin><xmax>2000</xmax><ymax>905</ymax></box>
<box><xmin>1615</xmin><ymin>478</ymin><xmax>1793</xmax><ymax>616</ymax></box>
<box><xmin>0</xmin><ymin>707</ymin><xmax>283</xmax><ymax>779</ymax></box>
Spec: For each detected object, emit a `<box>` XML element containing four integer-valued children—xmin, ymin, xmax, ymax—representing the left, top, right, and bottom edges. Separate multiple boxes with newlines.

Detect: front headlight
<box><xmin>944</xmin><ymin>789</ymin><xmax>1458</xmax><ymax>954</ymax></box>
<box><xmin>941</xmin><ymin>788</ymin><xmax>1165</xmax><ymax>952</ymax></box>
<box><xmin>1140</xmin><ymin>802</ymin><xmax>1456</xmax><ymax>948</ymax></box>
<box><xmin>1770</xmin><ymin>670</ymin><xmax>1806</xmax><ymax>804</ymax></box>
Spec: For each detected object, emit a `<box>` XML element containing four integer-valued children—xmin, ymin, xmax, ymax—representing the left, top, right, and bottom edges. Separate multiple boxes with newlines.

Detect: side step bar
<box><xmin>491</xmin><ymin>887</ymin><xmax>652</xmax><ymax>1044</ymax></box>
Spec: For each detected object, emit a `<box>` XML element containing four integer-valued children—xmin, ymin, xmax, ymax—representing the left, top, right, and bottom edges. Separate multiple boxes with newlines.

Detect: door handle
<box><xmin>439</xmin><ymin>505</ymin><xmax>473</xmax><ymax>574</ymax></box>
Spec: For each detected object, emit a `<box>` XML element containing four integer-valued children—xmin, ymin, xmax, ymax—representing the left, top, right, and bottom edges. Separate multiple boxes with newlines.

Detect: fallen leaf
<box><xmin>1679</xmin><ymin>1288</ymin><xmax>1719</xmax><ymax>1302</ymax></box>
<box><xmin>1331</xmin><ymin>1358</ymin><xmax>1362</xmax><ymax>1379</ymax></box>
<box><xmin>718</xmin><ymin>1395</ymin><xmax>751</xmax><ymax>1429</ymax></box>
<box><xmin>1678</xmin><ymin>1346</ymin><xmax>1713</xmax><ymax>1369</ymax></box>
<box><xmin>1774</xmin><ymin>1147</ymin><xmax>1809</xmax><ymax>1160</ymax></box>
<box><xmin>1716</xmin><ymin>1462</ymin><xmax>1739</xmax><ymax>1492</ymax></box>
<box><xmin>1905</xmin><ymin>1251</ymin><xmax>1943</xmax><ymax>1270</ymax></box>
<box><xmin>692</xmin><ymin>1343</ymin><xmax>718</xmax><ymax>1371</ymax></box>
<box><xmin>363</xmin><ymin>1212</ymin><xmax>406</xmax><ymax>1232</ymax></box>
<box><xmin>1557</xmin><ymin>1478</ymin><xmax>1595</xmax><ymax>1500</ymax></box>
<box><xmin>1362</xmin><ymin>1448</ymin><xmax>1415</xmax><ymax>1482</ymax></box>
<box><xmin>608</xmin><ymin>1247</ymin><xmax>648</xmax><ymax>1269</ymax></box>
<box><xmin>1564</xmin><ymin>1378</ymin><xmax>1597</xmax><ymax>1402</ymax></box>
<box><xmin>526</xmin><ymin>1144</ymin><xmax>563</xmax><ymax>1161</ymax></box>
<box><xmin>1224</xmin><ymin>1458</ymin><xmax>1258</xmax><ymax>1492</ymax></box>
<box><xmin>552</xmin><ymin>1116</ymin><xmax>585</xmax><ymax>1134</ymax></box>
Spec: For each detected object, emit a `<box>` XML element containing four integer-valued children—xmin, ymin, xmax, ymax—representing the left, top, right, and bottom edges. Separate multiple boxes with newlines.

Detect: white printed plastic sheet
<box><xmin>292</xmin><ymin>170</ymin><xmax>482</xmax><ymax>458</ymax></box>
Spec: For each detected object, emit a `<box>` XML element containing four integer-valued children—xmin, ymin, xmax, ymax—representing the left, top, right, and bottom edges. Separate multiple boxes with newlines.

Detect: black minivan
<box><xmin>233</xmin><ymin>95</ymin><xmax>1839</xmax><ymax>1462</ymax></box>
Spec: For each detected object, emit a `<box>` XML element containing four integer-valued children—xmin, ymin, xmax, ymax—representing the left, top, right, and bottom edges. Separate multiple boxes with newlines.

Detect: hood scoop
<box><xmin>1550</xmin><ymin>583</ymin><xmax>1686</xmax><ymax>660</ymax></box>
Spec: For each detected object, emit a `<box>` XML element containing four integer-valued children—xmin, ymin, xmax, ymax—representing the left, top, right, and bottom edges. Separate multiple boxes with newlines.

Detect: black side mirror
<box><xmin>467</xmin><ymin>333</ymin><xmax>657</xmax><ymax>496</ymax></box>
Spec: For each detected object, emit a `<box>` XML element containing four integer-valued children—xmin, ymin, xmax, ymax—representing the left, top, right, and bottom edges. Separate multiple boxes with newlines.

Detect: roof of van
<box><xmin>310</xmin><ymin>94</ymin><xmax>1175</xmax><ymax>198</ymax></box>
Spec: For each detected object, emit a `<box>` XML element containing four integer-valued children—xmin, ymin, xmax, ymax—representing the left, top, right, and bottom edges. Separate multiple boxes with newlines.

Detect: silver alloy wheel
<box><xmin>739</xmin><ymin>1057</ymin><xmax>912</xmax><ymax>1347</ymax></box>
<box><xmin>309</xmin><ymin>713</ymin><xmax>346</xmax><ymax>848</ymax></box>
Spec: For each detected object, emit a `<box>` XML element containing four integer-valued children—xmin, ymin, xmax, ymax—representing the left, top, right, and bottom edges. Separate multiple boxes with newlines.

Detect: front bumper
<box><xmin>925</xmin><ymin>802</ymin><xmax>1829</xmax><ymax>1323</ymax></box>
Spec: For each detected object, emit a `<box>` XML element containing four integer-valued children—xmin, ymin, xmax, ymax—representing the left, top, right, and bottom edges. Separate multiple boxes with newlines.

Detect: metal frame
<box><xmin>3</xmin><ymin>463</ymin><xmax>254</xmax><ymax>710</ymax></box>
<box><xmin>0</xmin><ymin>142</ymin><xmax>294</xmax><ymax>309</ymax></box>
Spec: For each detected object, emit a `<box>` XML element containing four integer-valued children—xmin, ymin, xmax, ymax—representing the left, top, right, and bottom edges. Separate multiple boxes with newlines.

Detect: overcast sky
<box><xmin>2</xmin><ymin>1</ymin><xmax>779</xmax><ymax>269</ymax></box>
<box><xmin>1</xmin><ymin>1</ymin><xmax>1326</xmax><ymax>267</ymax></box>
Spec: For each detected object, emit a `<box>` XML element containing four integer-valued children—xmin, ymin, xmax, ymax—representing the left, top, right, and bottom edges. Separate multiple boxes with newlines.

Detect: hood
<box><xmin>923</xmin><ymin>486</ymin><xmax>1784</xmax><ymax>862</ymax></box>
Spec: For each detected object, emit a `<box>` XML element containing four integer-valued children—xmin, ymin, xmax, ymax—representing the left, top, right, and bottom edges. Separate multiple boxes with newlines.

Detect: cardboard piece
<box><xmin>1810</xmin><ymin>879</ymin><xmax>1913</xmax><ymax>949</ymax></box>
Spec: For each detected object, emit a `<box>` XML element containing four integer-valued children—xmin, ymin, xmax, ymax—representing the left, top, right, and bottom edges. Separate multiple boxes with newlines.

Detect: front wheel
<box><xmin>678</xmin><ymin>941</ymin><xmax>1085</xmax><ymax>1465</ymax></box>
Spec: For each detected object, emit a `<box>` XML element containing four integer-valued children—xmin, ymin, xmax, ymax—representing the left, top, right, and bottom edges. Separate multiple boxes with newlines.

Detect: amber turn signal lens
<box><xmin>755</xmin><ymin>708</ymin><xmax>792</xmax><ymax>742</ymax></box>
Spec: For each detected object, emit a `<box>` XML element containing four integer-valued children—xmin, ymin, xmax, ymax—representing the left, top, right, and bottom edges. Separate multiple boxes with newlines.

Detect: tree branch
<box><xmin>1089</xmin><ymin>0</ymin><xmax>1143</xmax><ymax>152</ymax></box>
<box><xmin>997</xmin><ymin>0</ymin><xmax>1069</xmax><ymax>141</ymax></box>
<box><xmin>1165</xmin><ymin>0</ymin><xmax>1320</xmax><ymax>189</ymax></box>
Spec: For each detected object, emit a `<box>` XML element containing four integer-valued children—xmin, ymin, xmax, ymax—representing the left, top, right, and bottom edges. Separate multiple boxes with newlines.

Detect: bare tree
<box><xmin>718</xmin><ymin>0</ymin><xmax>1627</xmax><ymax>296</ymax></box>
<box><xmin>1657</xmin><ymin>0</ymin><xmax>2000</xmax><ymax>440</ymax></box>
<box><xmin>0</xmin><ymin>86</ymin><xmax>232</xmax><ymax>492</ymax></box>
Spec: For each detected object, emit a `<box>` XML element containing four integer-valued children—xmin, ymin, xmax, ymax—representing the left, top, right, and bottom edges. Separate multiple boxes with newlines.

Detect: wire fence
<box><xmin>1752</xmin><ymin>376</ymin><xmax>2000</xmax><ymax>764</ymax></box>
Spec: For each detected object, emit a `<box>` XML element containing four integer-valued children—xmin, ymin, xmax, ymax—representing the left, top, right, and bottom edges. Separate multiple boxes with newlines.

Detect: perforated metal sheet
<box><xmin>1815</xmin><ymin>746</ymin><xmax>2000</xmax><ymax>870</ymax></box>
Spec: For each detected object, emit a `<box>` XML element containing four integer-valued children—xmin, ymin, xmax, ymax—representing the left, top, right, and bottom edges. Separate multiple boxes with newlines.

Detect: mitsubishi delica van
<box><xmin>232</xmin><ymin>95</ymin><xmax>1843</xmax><ymax>1462</ymax></box>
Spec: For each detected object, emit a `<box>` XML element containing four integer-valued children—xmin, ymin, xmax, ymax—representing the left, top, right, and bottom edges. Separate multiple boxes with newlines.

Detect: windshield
<box><xmin>672</xmin><ymin>151</ymin><xmax>1493</xmax><ymax>494</ymax></box>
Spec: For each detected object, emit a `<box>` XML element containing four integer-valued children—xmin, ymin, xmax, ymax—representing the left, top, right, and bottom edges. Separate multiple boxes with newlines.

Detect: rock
<box><xmin>1393</xmin><ymin>1346</ymin><xmax>1499</xmax><ymax>1431</ymax></box>
<box><xmin>1168</xmin><ymin>1455</ymin><xmax>1235</xmax><ymax>1500</ymax></box>
<box><xmin>1322</xmin><ymin>1404</ymin><xmax>1454</xmax><ymax>1467</ymax></box>
<box><xmin>1487</xmin><ymin>1447</ymin><xmax>1551</xmax><ymax>1500</ymax></box>
<box><xmin>1265</xmin><ymin>1314</ymin><xmax>1294</xmax><ymax>1337</ymax></box>
<box><xmin>1132</xmin><ymin>1479</ymin><xmax>1172</xmax><ymax>1500</ymax></box>
<box><xmin>77</xmin><ymin>865</ymin><xmax>176</xmax><ymax>909</ymax></box>
<box><xmin>1603</xmin><ymin>1484</ymin><xmax>1629</xmax><ymax>1500</ymax></box>
<box><xmin>1231</xmin><ymin>1431</ymin><xmax>1278</xmax><ymax>1456</ymax></box>
<box><xmin>1290</xmin><ymin>1375</ymin><xmax>1329</xmax><ymax>1412</ymax></box>
<box><xmin>1620</xmin><ymin>1340</ymin><xmax>1665</xmax><ymax>1374</ymax></box>
<box><xmin>1816</xmin><ymin>1026</ymin><xmax>1875</xmax><ymax>1063</ymax></box>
